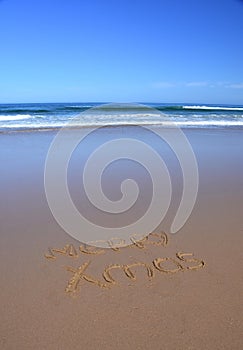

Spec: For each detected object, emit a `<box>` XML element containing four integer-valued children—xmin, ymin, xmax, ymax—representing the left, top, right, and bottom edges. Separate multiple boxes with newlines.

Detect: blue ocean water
<box><xmin>0</xmin><ymin>102</ymin><xmax>243</xmax><ymax>132</ymax></box>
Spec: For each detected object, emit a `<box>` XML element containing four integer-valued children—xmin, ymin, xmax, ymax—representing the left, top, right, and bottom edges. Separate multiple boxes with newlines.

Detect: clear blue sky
<box><xmin>0</xmin><ymin>0</ymin><xmax>243</xmax><ymax>104</ymax></box>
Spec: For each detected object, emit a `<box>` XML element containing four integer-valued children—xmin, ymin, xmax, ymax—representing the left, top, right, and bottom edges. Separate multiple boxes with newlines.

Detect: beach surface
<box><xmin>0</xmin><ymin>127</ymin><xmax>242</xmax><ymax>349</ymax></box>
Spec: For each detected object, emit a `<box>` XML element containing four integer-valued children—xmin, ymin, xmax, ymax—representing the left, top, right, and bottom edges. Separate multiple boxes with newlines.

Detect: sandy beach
<box><xmin>0</xmin><ymin>126</ymin><xmax>242</xmax><ymax>350</ymax></box>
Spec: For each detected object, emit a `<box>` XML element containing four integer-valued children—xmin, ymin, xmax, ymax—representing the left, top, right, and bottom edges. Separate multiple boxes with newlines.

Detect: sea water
<box><xmin>0</xmin><ymin>102</ymin><xmax>243</xmax><ymax>132</ymax></box>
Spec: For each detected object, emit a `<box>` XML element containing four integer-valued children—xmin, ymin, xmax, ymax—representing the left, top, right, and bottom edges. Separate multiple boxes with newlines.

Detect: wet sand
<box><xmin>0</xmin><ymin>127</ymin><xmax>242</xmax><ymax>349</ymax></box>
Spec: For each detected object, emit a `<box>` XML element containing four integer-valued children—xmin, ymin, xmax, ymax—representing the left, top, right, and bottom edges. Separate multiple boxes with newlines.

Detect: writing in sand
<box><xmin>44</xmin><ymin>232</ymin><xmax>205</xmax><ymax>295</ymax></box>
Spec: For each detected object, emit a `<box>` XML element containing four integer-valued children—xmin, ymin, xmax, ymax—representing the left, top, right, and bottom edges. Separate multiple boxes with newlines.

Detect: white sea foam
<box><xmin>182</xmin><ymin>105</ymin><xmax>243</xmax><ymax>111</ymax></box>
<box><xmin>0</xmin><ymin>114</ymin><xmax>33</xmax><ymax>122</ymax></box>
<box><xmin>0</xmin><ymin>122</ymin><xmax>65</xmax><ymax>129</ymax></box>
<box><xmin>1</xmin><ymin>110</ymin><xmax>243</xmax><ymax>130</ymax></box>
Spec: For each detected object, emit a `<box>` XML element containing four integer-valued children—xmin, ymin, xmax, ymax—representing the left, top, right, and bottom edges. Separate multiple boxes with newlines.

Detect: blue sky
<box><xmin>0</xmin><ymin>0</ymin><xmax>243</xmax><ymax>104</ymax></box>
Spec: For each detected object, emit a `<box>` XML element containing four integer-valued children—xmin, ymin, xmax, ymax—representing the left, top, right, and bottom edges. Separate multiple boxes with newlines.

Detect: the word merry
<box><xmin>44</xmin><ymin>232</ymin><xmax>168</xmax><ymax>260</ymax></box>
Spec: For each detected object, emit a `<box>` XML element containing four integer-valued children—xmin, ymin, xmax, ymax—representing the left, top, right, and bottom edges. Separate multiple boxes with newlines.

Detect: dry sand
<box><xmin>0</xmin><ymin>127</ymin><xmax>242</xmax><ymax>349</ymax></box>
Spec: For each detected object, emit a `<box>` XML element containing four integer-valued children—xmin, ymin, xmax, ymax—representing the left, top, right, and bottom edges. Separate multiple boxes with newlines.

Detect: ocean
<box><xmin>1</xmin><ymin>102</ymin><xmax>243</xmax><ymax>132</ymax></box>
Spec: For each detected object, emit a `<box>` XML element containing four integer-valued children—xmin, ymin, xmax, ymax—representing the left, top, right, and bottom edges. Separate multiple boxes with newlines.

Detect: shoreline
<box><xmin>1</xmin><ymin>124</ymin><xmax>243</xmax><ymax>134</ymax></box>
